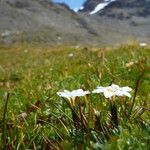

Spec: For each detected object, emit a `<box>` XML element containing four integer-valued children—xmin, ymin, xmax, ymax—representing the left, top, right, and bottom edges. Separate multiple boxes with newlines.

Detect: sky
<box><xmin>52</xmin><ymin>0</ymin><xmax>86</xmax><ymax>10</ymax></box>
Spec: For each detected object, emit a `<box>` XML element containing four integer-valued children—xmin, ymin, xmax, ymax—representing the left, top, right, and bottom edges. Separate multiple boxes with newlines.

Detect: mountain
<box><xmin>0</xmin><ymin>0</ymin><xmax>150</xmax><ymax>46</ymax></box>
<box><xmin>80</xmin><ymin>0</ymin><xmax>150</xmax><ymax>44</ymax></box>
<box><xmin>82</xmin><ymin>0</ymin><xmax>150</xmax><ymax>18</ymax></box>
<box><xmin>0</xmin><ymin>0</ymin><xmax>100</xmax><ymax>45</ymax></box>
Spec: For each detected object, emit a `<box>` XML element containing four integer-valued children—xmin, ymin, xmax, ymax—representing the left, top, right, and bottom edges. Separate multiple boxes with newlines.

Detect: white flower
<box><xmin>68</xmin><ymin>53</ymin><xmax>74</xmax><ymax>57</ymax></box>
<box><xmin>24</xmin><ymin>49</ymin><xmax>28</xmax><ymax>53</ymax></box>
<box><xmin>57</xmin><ymin>89</ymin><xmax>90</xmax><ymax>100</ymax></box>
<box><xmin>139</xmin><ymin>42</ymin><xmax>147</xmax><ymax>47</ymax></box>
<box><xmin>125</xmin><ymin>61</ymin><xmax>134</xmax><ymax>68</ymax></box>
<box><xmin>92</xmin><ymin>84</ymin><xmax>132</xmax><ymax>98</ymax></box>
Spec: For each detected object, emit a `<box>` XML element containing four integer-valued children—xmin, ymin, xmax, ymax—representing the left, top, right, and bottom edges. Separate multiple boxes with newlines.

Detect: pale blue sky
<box><xmin>53</xmin><ymin>0</ymin><xmax>86</xmax><ymax>9</ymax></box>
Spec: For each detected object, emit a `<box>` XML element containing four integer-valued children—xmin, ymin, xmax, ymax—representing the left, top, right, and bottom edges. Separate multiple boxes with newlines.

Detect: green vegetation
<box><xmin>0</xmin><ymin>44</ymin><xmax>150</xmax><ymax>149</ymax></box>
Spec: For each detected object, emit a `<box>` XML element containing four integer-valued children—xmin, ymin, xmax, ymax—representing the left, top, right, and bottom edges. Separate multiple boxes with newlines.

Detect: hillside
<box><xmin>0</xmin><ymin>0</ymin><xmax>150</xmax><ymax>45</ymax></box>
<box><xmin>80</xmin><ymin>0</ymin><xmax>150</xmax><ymax>44</ymax></box>
<box><xmin>0</xmin><ymin>0</ymin><xmax>100</xmax><ymax>45</ymax></box>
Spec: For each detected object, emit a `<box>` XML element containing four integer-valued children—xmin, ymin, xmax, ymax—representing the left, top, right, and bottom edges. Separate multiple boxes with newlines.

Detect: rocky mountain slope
<box><xmin>0</xmin><ymin>0</ymin><xmax>150</xmax><ymax>45</ymax></box>
<box><xmin>80</xmin><ymin>0</ymin><xmax>150</xmax><ymax>44</ymax></box>
<box><xmin>82</xmin><ymin>0</ymin><xmax>150</xmax><ymax>18</ymax></box>
<box><xmin>0</xmin><ymin>0</ymin><xmax>100</xmax><ymax>45</ymax></box>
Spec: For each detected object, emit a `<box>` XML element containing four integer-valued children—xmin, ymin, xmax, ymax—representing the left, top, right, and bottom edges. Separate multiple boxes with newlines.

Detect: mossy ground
<box><xmin>0</xmin><ymin>44</ymin><xmax>150</xmax><ymax>149</ymax></box>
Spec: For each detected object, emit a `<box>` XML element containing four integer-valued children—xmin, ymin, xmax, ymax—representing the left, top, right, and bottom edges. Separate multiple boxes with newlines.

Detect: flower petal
<box><xmin>114</xmin><ymin>90</ymin><xmax>124</xmax><ymax>96</ymax></box>
<box><xmin>64</xmin><ymin>90</ymin><xmax>71</xmax><ymax>95</ymax></box>
<box><xmin>92</xmin><ymin>87</ymin><xmax>106</xmax><ymax>93</ymax></box>
<box><xmin>122</xmin><ymin>91</ymin><xmax>131</xmax><ymax>97</ymax></box>
<box><xmin>57</xmin><ymin>92</ymin><xmax>70</xmax><ymax>99</ymax></box>
<box><xmin>71</xmin><ymin>89</ymin><xmax>83</xmax><ymax>97</ymax></box>
<box><xmin>92</xmin><ymin>89</ymin><xmax>101</xmax><ymax>93</ymax></box>
<box><xmin>71</xmin><ymin>89</ymin><xmax>90</xmax><ymax>97</ymax></box>
<box><xmin>104</xmin><ymin>91</ymin><xmax>114</xmax><ymax>98</ymax></box>
<box><xmin>121</xmin><ymin>86</ymin><xmax>132</xmax><ymax>92</ymax></box>
<box><xmin>111</xmin><ymin>84</ymin><xmax>120</xmax><ymax>89</ymax></box>
<box><xmin>83</xmin><ymin>91</ymin><xmax>90</xmax><ymax>96</ymax></box>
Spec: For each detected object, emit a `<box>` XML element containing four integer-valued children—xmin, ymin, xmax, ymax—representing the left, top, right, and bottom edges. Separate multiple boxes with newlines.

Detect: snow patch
<box><xmin>90</xmin><ymin>0</ymin><xmax>116</xmax><ymax>15</ymax></box>
<box><xmin>79</xmin><ymin>6</ymin><xmax>84</xmax><ymax>11</ymax></box>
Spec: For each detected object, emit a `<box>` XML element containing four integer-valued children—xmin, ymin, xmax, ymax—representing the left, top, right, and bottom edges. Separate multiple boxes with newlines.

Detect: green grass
<box><xmin>0</xmin><ymin>44</ymin><xmax>150</xmax><ymax>149</ymax></box>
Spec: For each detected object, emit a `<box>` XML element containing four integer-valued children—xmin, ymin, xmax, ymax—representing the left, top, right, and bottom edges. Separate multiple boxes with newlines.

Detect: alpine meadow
<box><xmin>0</xmin><ymin>0</ymin><xmax>150</xmax><ymax>149</ymax></box>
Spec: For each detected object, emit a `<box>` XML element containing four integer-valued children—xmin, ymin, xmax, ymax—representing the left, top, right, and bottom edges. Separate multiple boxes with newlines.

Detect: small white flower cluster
<box><xmin>57</xmin><ymin>84</ymin><xmax>132</xmax><ymax>99</ymax></box>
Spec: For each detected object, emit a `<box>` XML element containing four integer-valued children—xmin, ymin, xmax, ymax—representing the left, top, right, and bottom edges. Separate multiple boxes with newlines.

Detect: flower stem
<box><xmin>110</xmin><ymin>101</ymin><xmax>118</xmax><ymax>127</ymax></box>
